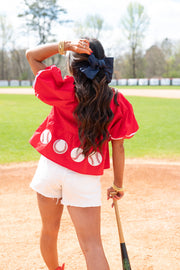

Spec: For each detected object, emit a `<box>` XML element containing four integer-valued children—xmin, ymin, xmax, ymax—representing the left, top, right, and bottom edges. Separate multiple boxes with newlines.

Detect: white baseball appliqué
<box><xmin>71</xmin><ymin>147</ymin><xmax>85</xmax><ymax>162</ymax></box>
<box><xmin>88</xmin><ymin>152</ymin><xmax>102</xmax><ymax>166</ymax></box>
<box><xmin>53</xmin><ymin>139</ymin><xmax>68</xmax><ymax>154</ymax></box>
<box><xmin>40</xmin><ymin>129</ymin><xmax>52</xmax><ymax>145</ymax></box>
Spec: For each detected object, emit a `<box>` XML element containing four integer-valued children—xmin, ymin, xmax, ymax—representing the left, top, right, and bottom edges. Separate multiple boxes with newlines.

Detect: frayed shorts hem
<box><xmin>30</xmin><ymin>184</ymin><xmax>101</xmax><ymax>208</ymax></box>
<box><xmin>30</xmin><ymin>155</ymin><xmax>102</xmax><ymax>208</ymax></box>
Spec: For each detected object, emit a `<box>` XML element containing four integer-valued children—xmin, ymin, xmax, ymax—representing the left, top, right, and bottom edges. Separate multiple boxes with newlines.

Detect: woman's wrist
<box><xmin>112</xmin><ymin>183</ymin><xmax>124</xmax><ymax>192</ymax></box>
<box><xmin>58</xmin><ymin>41</ymin><xmax>71</xmax><ymax>55</ymax></box>
<box><xmin>64</xmin><ymin>41</ymin><xmax>71</xmax><ymax>51</ymax></box>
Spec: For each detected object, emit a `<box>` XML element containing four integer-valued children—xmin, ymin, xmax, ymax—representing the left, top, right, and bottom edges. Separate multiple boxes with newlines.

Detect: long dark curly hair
<box><xmin>68</xmin><ymin>39</ymin><xmax>116</xmax><ymax>157</ymax></box>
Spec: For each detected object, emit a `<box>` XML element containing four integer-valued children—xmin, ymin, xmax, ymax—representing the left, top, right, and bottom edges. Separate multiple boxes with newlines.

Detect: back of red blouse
<box><xmin>29</xmin><ymin>65</ymin><xmax>139</xmax><ymax>175</ymax></box>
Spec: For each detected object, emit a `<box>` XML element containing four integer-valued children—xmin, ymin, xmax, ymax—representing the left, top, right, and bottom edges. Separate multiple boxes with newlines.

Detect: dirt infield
<box><xmin>0</xmin><ymin>160</ymin><xmax>180</xmax><ymax>270</ymax></box>
<box><xmin>0</xmin><ymin>88</ymin><xmax>180</xmax><ymax>98</ymax></box>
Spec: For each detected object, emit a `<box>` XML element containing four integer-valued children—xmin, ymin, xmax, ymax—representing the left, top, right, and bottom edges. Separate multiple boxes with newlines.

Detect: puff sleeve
<box><xmin>33</xmin><ymin>65</ymin><xmax>75</xmax><ymax>106</ymax></box>
<box><xmin>109</xmin><ymin>93</ymin><xmax>139</xmax><ymax>140</ymax></box>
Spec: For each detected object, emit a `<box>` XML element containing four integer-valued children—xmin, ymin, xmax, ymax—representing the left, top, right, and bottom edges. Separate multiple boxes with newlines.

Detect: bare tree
<box><xmin>161</xmin><ymin>38</ymin><xmax>173</xmax><ymax>60</ymax></box>
<box><xmin>121</xmin><ymin>2</ymin><xmax>149</xmax><ymax>78</ymax></box>
<box><xmin>145</xmin><ymin>45</ymin><xmax>166</xmax><ymax>78</ymax></box>
<box><xmin>74</xmin><ymin>14</ymin><xmax>104</xmax><ymax>39</ymax></box>
<box><xmin>114</xmin><ymin>49</ymin><xmax>145</xmax><ymax>79</ymax></box>
<box><xmin>160</xmin><ymin>38</ymin><xmax>174</xmax><ymax>77</ymax></box>
<box><xmin>18</xmin><ymin>0</ymin><xmax>69</xmax><ymax>44</ymax></box>
<box><xmin>0</xmin><ymin>15</ymin><xmax>13</xmax><ymax>79</ymax></box>
<box><xmin>169</xmin><ymin>42</ymin><xmax>180</xmax><ymax>78</ymax></box>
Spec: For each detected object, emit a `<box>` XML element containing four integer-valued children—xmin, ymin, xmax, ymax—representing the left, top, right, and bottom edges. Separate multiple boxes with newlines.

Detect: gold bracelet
<box><xmin>58</xmin><ymin>41</ymin><xmax>66</xmax><ymax>55</ymax></box>
<box><xmin>112</xmin><ymin>183</ymin><xmax>124</xmax><ymax>192</ymax></box>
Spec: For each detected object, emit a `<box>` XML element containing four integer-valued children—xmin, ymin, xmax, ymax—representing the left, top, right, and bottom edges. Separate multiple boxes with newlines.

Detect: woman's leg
<box><xmin>37</xmin><ymin>193</ymin><xmax>64</xmax><ymax>270</ymax></box>
<box><xmin>68</xmin><ymin>206</ymin><xmax>110</xmax><ymax>270</ymax></box>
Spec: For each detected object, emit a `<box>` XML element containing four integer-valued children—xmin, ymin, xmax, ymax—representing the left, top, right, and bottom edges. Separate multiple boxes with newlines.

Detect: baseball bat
<box><xmin>113</xmin><ymin>199</ymin><xmax>132</xmax><ymax>270</ymax></box>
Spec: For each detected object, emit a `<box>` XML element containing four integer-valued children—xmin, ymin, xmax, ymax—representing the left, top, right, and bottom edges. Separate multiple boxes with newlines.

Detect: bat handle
<box><xmin>113</xmin><ymin>200</ymin><xmax>125</xmax><ymax>244</ymax></box>
<box><xmin>113</xmin><ymin>200</ymin><xmax>132</xmax><ymax>270</ymax></box>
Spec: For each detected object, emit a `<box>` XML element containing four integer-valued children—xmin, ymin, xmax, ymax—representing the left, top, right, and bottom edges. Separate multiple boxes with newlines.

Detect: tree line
<box><xmin>0</xmin><ymin>0</ymin><xmax>180</xmax><ymax>81</ymax></box>
<box><xmin>114</xmin><ymin>39</ymin><xmax>180</xmax><ymax>79</ymax></box>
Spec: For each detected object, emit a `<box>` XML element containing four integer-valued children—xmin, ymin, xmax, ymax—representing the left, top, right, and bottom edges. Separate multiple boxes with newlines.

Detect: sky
<box><xmin>1</xmin><ymin>0</ymin><xmax>180</xmax><ymax>53</ymax></box>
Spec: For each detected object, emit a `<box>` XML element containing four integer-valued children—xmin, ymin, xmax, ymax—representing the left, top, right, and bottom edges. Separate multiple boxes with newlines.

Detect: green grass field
<box><xmin>115</xmin><ymin>85</ymin><xmax>180</xmax><ymax>89</ymax></box>
<box><xmin>0</xmin><ymin>95</ymin><xmax>51</xmax><ymax>163</ymax></box>
<box><xmin>0</xmin><ymin>94</ymin><xmax>180</xmax><ymax>164</ymax></box>
<box><xmin>1</xmin><ymin>85</ymin><xmax>180</xmax><ymax>89</ymax></box>
<box><xmin>122</xmin><ymin>96</ymin><xmax>180</xmax><ymax>159</ymax></box>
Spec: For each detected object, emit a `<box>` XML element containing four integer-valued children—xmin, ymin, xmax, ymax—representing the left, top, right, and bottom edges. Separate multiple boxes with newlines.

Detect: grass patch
<box><xmin>120</xmin><ymin>96</ymin><xmax>180</xmax><ymax>160</ymax></box>
<box><xmin>1</xmin><ymin>85</ymin><xmax>180</xmax><ymax>89</ymax></box>
<box><xmin>0</xmin><ymin>94</ymin><xmax>50</xmax><ymax>163</ymax></box>
<box><xmin>0</xmin><ymin>86</ymin><xmax>32</xmax><ymax>88</ymax></box>
<box><xmin>114</xmin><ymin>85</ymin><xmax>180</xmax><ymax>90</ymax></box>
<box><xmin>0</xmin><ymin>94</ymin><xmax>180</xmax><ymax>164</ymax></box>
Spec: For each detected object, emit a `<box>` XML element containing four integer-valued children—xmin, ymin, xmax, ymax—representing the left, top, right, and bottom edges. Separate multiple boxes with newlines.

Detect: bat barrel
<box><xmin>120</xmin><ymin>243</ymin><xmax>132</xmax><ymax>270</ymax></box>
<box><xmin>113</xmin><ymin>200</ymin><xmax>132</xmax><ymax>270</ymax></box>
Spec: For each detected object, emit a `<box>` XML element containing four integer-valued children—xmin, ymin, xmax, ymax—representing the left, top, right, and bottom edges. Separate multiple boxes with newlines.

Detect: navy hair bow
<box><xmin>79</xmin><ymin>53</ymin><xmax>114</xmax><ymax>83</ymax></box>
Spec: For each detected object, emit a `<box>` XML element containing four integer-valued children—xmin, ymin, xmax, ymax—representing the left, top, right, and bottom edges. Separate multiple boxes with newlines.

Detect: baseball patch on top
<box><xmin>71</xmin><ymin>147</ymin><xmax>85</xmax><ymax>162</ymax></box>
<box><xmin>40</xmin><ymin>129</ymin><xmax>52</xmax><ymax>145</ymax></box>
<box><xmin>53</xmin><ymin>139</ymin><xmax>68</xmax><ymax>154</ymax></box>
<box><xmin>88</xmin><ymin>152</ymin><xmax>102</xmax><ymax>166</ymax></box>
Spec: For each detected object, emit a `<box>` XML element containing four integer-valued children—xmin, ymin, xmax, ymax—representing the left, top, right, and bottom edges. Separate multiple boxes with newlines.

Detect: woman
<box><xmin>26</xmin><ymin>38</ymin><xmax>138</xmax><ymax>270</ymax></box>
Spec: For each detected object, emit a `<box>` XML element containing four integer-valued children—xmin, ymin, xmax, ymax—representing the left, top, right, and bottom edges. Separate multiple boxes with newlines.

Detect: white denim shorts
<box><xmin>30</xmin><ymin>155</ymin><xmax>101</xmax><ymax>207</ymax></box>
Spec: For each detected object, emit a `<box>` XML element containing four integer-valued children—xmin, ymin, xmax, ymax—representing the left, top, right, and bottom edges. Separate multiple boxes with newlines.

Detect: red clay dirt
<box><xmin>0</xmin><ymin>160</ymin><xmax>180</xmax><ymax>270</ymax></box>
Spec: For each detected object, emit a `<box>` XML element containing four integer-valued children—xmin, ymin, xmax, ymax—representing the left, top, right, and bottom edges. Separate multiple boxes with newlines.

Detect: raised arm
<box><xmin>26</xmin><ymin>43</ymin><xmax>59</xmax><ymax>76</ymax></box>
<box><xmin>26</xmin><ymin>40</ymin><xmax>92</xmax><ymax>76</ymax></box>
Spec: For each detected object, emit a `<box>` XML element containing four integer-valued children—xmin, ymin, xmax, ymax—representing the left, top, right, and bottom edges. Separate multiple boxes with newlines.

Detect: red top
<box><xmin>29</xmin><ymin>65</ymin><xmax>139</xmax><ymax>175</ymax></box>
